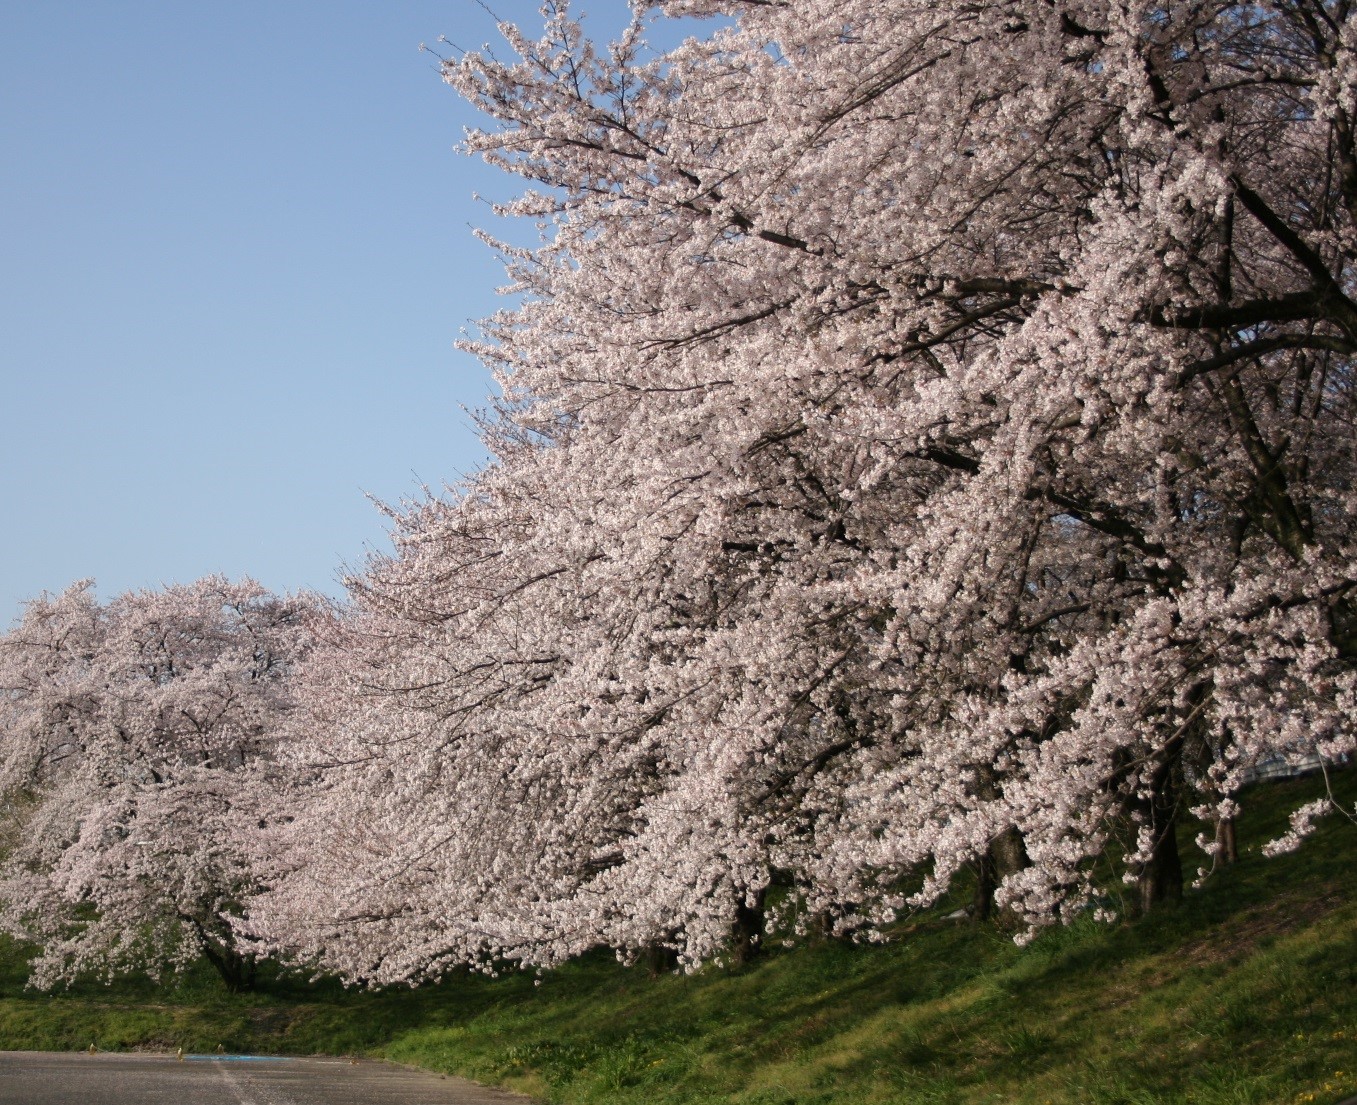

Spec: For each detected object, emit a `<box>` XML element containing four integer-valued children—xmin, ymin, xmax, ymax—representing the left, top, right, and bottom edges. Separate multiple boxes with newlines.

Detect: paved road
<box><xmin>0</xmin><ymin>1051</ymin><xmax>529</xmax><ymax>1105</ymax></box>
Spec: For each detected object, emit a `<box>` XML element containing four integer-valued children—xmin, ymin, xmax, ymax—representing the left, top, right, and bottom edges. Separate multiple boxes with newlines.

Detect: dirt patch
<box><xmin>1174</xmin><ymin>886</ymin><xmax>1349</xmax><ymax>970</ymax></box>
<box><xmin>246</xmin><ymin>1006</ymin><xmax>296</xmax><ymax>1036</ymax></box>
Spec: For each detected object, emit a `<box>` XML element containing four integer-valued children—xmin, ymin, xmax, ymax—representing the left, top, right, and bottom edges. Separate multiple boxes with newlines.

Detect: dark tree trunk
<box><xmin>200</xmin><ymin>941</ymin><xmax>255</xmax><ymax>992</ymax></box>
<box><xmin>972</xmin><ymin>827</ymin><xmax>1031</xmax><ymax>923</ymax></box>
<box><xmin>1134</xmin><ymin>749</ymin><xmax>1184</xmax><ymax>914</ymax></box>
<box><xmin>1331</xmin><ymin>595</ymin><xmax>1357</xmax><ymax>661</ymax></box>
<box><xmin>188</xmin><ymin>917</ymin><xmax>256</xmax><ymax>993</ymax></box>
<box><xmin>642</xmin><ymin>943</ymin><xmax>679</xmax><ymax>977</ymax></box>
<box><xmin>729</xmin><ymin>887</ymin><xmax>767</xmax><ymax>967</ymax></box>
<box><xmin>971</xmin><ymin>766</ymin><xmax>1030</xmax><ymax>922</ymax></box>
<box><xmin>973</xmin><ymin>851</ymin><xmax>997</xmax><ymax>922</ymax></box>
<box><xmin>812</xmin><ymin>909</ymin><xmax>834</xmax><ymax>940</ymax></box>
<box><xmin>993</xmin><ymin>826</ymin><xmax>1029</xmax><ymax>888</ymax></box>
<box><xmin>808</xmin><ymin>907</ymin><xmax>856</xmax><ymax>945</ymax></box>
<box><xmin>1212</xmin><ymin>814</ymin><xmax>1238</xmax><ymax>871</ymax></box>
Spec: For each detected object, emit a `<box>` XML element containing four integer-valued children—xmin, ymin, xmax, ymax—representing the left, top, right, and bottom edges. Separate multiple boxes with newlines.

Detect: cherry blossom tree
<box><xmin>0</xmin><ymin>578</ymin><xmax>318</xmax><ymax>991</ymax></box>
<box><xmin>250</xmin><ymin>0</ymin><xmax>1357</xmax><ymax>979</ymax></box>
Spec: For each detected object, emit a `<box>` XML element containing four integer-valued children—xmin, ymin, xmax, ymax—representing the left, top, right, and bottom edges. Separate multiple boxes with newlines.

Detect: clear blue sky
<box><xmin>0</xmin><ymin>0</ymin><xmax>638</xmax><ymax>625</ymax></box>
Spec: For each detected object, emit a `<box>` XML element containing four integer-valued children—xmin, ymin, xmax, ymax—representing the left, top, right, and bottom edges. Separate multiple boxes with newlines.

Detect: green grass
<box><xmin>2</xmin><ymin>770</ymin><xmax>1354</xmax><ymax>1105</ymax></box>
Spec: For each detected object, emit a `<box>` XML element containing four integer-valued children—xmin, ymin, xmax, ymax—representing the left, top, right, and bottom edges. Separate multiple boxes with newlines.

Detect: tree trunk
<box><xmin>200</xmin><ymin>942</ymin><xmax>255</xmax><ymax>992</ymax></box>
<box><xmin>729</xmin><ymin>887</ymin><xmax>767</xmax><ymax>967</ymax></box>
<box><xmin>1212</xmin><ymin>814</ymin><xmax>1238</xmax><ymax>871</ymax></box>
<box><xmin>642</xmin><ymin>943</ymin><xmax>678</xmax><ymax>977</ymax></box>
<box><xmin>974</xmin><ymin>827</ymin><xmax>1031</xmax><ymax>924</ymax></box>
<box><xmin>1134</xmin><ymin>750</ymin><xmax>1184</xmax><ymax>914</ymax></box>
<box><xmin>972</xmin><ymin>851</ymin><xmax>997</xmax><ymax>922</ymax></box>
<box><xmin>971</xmin><ymin>766</ymin><xmax>1030</xmax><ymax>923</ymax></box>
<box><xmin>188</xmin><ymin>918</ymin><xmax>256</xmax><ymax>993</ymax></box>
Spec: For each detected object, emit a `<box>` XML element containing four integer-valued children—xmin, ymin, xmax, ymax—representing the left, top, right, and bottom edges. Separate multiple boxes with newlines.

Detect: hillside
<box><xmin>1</xmin><ymin>769</ymin><xmax>1353</xmax><ymax>1105</ymax></box>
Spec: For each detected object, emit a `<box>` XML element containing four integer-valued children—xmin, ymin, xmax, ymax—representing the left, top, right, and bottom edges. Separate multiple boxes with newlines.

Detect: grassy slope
<box><xmin>1</xmin><ymin>770</ymin><xmax>1354</xmax><ymax>1105</ymax></box>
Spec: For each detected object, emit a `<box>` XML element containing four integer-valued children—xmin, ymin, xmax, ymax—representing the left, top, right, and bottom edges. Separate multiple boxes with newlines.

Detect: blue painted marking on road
<box><xmin>186</xmin><ymin>1055</ymin><xmax>295</xmax><ymax>1062</ymax></box>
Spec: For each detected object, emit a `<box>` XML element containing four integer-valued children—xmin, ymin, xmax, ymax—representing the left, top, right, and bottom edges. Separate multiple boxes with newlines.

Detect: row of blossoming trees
<box><xmin>2</xmin><ymin>0</ymin><xmax>1356</xmax><ymax>990</ymax></box>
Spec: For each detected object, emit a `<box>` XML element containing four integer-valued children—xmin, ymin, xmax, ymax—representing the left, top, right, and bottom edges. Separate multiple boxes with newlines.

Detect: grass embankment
<box><xmin>2</xmin><ymin>770</ymin><xmax>1354</xmax><ymax>1105</ymax></box>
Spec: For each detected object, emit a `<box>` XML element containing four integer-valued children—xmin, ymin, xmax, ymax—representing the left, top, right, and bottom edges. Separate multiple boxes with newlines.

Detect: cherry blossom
<box><xmin>109</xmin><ymin>0</ymin><xmax>1357</xmax><ymax>981</ymax></box>
<box><xmin>0</xmin><ymin>579</ymin><xmax>319</xmax><ymax>990</ymax></box>
<box><xmin>245</xmin><ymin>0</ymin><xmax>1357</xmax><ymax>979</ymax></box>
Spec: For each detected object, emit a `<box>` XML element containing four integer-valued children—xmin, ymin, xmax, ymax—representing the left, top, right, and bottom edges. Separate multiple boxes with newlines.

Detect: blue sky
<box><xmin>0</xmin><ymin>0</ymin><xmax>640</xmax><ymax>624</ymax></box>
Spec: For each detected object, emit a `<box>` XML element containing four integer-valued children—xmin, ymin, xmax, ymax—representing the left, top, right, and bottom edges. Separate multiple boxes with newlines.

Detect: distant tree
<box><xmin>252</xmin><ymin>0</ymin><xmax>1357</xmax><ymax>980</ymax></box>
<box><xmin>0</xmin><ymin>579</ymin><xmax>318</xmax><ymax>991</ymax></box>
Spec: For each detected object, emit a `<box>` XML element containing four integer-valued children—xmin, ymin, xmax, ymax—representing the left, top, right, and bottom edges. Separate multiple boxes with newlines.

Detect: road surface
<box><xmin>0</xmin><ymin>1050</ymin><xmax>528</xmax><ymax>1105</ymax></box>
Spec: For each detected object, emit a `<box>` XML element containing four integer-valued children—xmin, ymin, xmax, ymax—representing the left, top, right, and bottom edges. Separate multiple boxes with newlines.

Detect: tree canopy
<box><xmin>4</xmin><ymin>0</ymin><xmax>1356</xmax><ymax>987</ymax></box>
<box><xmin>246</xmin><ymin>0</ymin><xmax>1357</xmax><ymax>981</ymax></box>
<box><xmin>0</xmin><ymin>579</ymin><xmax>318</xmax><ymax>990</ymax></box>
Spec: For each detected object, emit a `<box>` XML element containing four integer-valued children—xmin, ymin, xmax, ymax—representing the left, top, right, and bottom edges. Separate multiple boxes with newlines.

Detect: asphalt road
<box><xmin>0</xmin><ymin>1051</ymin><xmax>528</xmax><ymax>1105</ymax></box>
